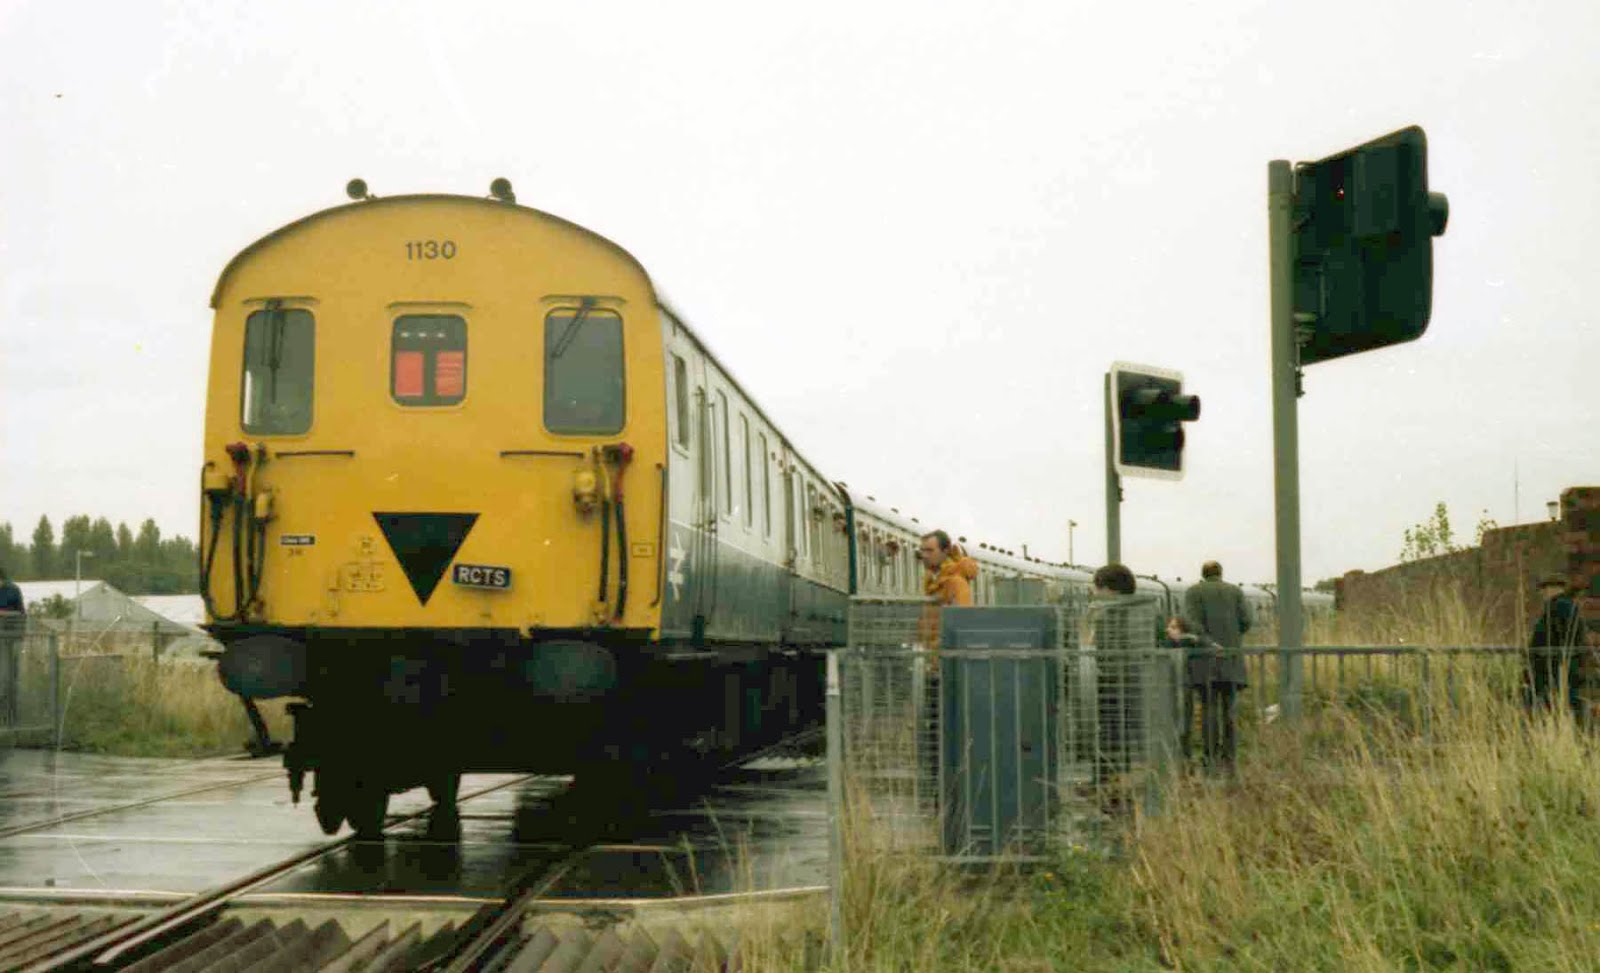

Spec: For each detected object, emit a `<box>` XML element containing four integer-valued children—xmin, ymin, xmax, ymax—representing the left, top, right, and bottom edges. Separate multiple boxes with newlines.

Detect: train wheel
<box><xmin>346</xmin><ymin>781</ymin><xmax>390</xmax><ymax>840</ymax></box>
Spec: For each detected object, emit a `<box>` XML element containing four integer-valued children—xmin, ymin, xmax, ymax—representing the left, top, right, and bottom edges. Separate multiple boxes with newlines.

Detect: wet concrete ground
<box><xmin>0</xmin><ymin>748</ymin><xmax>827</xmax><ymax>903</ymax></box>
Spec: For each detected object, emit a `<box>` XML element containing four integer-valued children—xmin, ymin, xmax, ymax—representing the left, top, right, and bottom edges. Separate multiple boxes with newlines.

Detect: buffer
<box><xmin>372</xmin><ymin>512</ymin><xmax>479</xmax><ymax>606</ymax></box>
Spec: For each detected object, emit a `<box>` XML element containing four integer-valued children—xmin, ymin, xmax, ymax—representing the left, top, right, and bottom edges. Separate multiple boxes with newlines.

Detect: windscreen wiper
<box><xmin>551</xmin><ymin>297</ymin><xmax>596</xmax><ymax>359</ymax></box>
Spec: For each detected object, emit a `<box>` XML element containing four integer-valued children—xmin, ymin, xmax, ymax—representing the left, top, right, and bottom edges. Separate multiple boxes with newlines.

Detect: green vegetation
<box><xmin>19</xmin><ymin>647</ymin><xmax>289</xmax><ymax>758</ymax></box>
<box><xmin>0</xmin><ymin>514</ymin><xmax>198</xmax><ymax>594</ymax></box>
<box><xmin>56</xmin><ymin>657</ymin><xmax>291</xmax><ymax>758</ymax></box>
<box><xmin>735</xmin><ymin>589</ymin><xmax>1600</xmax><ymax>971</ymax></box>
<box><xmin>1399</xmin><ymin>501</ymin><xmax>1500</xmax><ymax>563</ymax></box>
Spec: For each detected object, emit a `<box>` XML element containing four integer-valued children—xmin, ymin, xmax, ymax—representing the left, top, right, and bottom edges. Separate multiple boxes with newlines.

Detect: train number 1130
<box><xmin>405</xmin><ymin>240</ymin><xmax>458</xmax><ymax>260</ymax></box>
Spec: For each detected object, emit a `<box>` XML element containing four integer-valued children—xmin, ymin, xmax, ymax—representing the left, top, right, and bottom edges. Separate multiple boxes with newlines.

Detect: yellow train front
<box><xmin>200</xmin><ymin>183</ymin><xmax>832</xmax><ymax>836</ymax></box>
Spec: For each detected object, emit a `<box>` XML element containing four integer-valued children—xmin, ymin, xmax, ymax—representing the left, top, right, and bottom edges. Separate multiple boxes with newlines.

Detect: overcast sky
<box><xmin>2</xmin><ymin>0</ymin><xmax>1597</xmax><ymax>585</ymax></box>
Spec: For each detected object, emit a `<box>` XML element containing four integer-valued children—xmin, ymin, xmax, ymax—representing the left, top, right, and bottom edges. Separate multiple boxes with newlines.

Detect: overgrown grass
<box><xmin>33</xmin><ymin>653</ymin><xmax>290</xmax><ymax>757</ymax></box>
<box><xmin>737</xmin><ymin>584</ymin><xmax>1600</xmax><ymax>970</ymax></box>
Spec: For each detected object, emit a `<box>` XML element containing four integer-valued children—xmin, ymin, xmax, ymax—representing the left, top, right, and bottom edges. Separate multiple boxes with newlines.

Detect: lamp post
<box><xmin>1068</xmin><ymin>520</ymin><xmax>1077</xmax><ymax>565</ymax></box>
<box><xmin>1547</xmin><ymin>501</ymin><xmax>1559</xmax><ymax>522</ymax></box>
<box><xmin>74</xmin><ymin>550</ymin><xmax>94</xmax><ymax>621</ymax></box>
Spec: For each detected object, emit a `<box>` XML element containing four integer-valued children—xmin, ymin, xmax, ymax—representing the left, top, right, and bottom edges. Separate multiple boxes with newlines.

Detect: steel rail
<box><xmin>0</xmin><ymin>771</ymin><xmax>283</xmax><ymax>842</ymax></box>
<box><xmin>428</xmin><ymin>737</ymin><xmax>822</xmax><ymax>972</ymax></box>
<box><xmin>426</xmin><ymin>853</ymin><xmax>580</xmax><ymax>973</ymax></box>
<box><xmin>719</xmin><ymin>725</ymin><xmax>823</xmax><ymax>772</ymax></box>
<box><xmin>20</xmin><ymin>774</ymin><xmax>541</xmax><ymax>973</ymax></box>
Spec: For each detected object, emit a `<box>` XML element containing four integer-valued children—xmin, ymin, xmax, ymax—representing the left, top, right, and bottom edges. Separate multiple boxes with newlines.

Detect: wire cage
<box><xmin>835</xmin><ymin>595</ymin><xmax>1181</xmax><ymax>860</ymax></box>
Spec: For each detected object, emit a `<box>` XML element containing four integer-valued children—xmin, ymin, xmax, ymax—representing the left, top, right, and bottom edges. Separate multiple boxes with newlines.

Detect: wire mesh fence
<box><xmin>1234</xmin><ymin>644</ymin><xmax>1586</xmax><ymax>735</ymax></box>
<box><xmin>0</xmin><ymin>621</ymin><xmax>59</xmax><ymax>745</ymax></box>
<box><xmin>0</xmin><ymin>617</ymin><xmax>228</xmax><ymax>751</ymax></box>
<box><xmin>837</xmin><ymin>596</ymin><xmax>1180</xmax><ymax>860</ymax></box>
<box><xmin>833</xmin><ymin>597</ymin><xmax>1582</xmax><ymax>864</ymax></box>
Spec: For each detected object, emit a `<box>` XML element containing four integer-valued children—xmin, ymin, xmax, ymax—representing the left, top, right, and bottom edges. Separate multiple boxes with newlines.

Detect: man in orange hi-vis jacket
<box><xmin>920</xmin><ymin>530</ymin><xmax>977</xmax><ymax>608</ymax></box>
<box><xmin>916</xmin><ymin>530</ymin><xmax>976</xmax><ymax>791</ymax></box>
<box><xmin>917</xmin><ymin>530</ymin><xmax>977</xmax><ymax>658</ymax></box>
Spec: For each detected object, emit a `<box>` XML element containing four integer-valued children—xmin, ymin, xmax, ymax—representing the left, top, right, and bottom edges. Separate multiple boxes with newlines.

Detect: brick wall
<box><xmin>1336</xmin><ymin>501</ymin><xmax>1583</xmax><ymax>645</ymax></box>
<box><xmin>1563</xmin><ymin>487</ymin><xmax>1600</xmax><ymax>624</ymax></box>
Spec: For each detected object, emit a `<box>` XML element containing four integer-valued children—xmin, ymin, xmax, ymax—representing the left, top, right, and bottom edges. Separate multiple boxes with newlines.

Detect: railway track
<box><xmin>13</xmin><ymin>775</ymin><xmax>540</xmax><ymax>973</ymax></box>
<box><xmin>0</xmin><ymin>734</ymin><xmax>824</xmax><ymax>970</ymax></box>
<box><xmin>0</xmin><ymin>769</ymin><xmax>283</xmax><ymax>843</ymax></box>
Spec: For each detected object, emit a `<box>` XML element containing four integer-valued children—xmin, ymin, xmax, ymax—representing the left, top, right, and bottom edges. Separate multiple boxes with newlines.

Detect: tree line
<box><xmin>0</xmin><ymin>516</ymin><xmax>198</xmax><ymax>595</ymax></box>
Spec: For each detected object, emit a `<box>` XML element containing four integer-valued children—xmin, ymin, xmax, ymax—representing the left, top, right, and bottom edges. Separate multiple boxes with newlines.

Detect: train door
<box><xmin>781</xmin><ymin>454</ymin><xmax>800</xmax><ymax>642</ymax></box>
<box><xmin>664</xmin><ymin>330</ymin><xmax>713</xmax><ymax>643</ymax></box>
<box><xmin>694</xmin><ymin>375</ymin><xmax>721</xmax><ymax>639</ymax></box>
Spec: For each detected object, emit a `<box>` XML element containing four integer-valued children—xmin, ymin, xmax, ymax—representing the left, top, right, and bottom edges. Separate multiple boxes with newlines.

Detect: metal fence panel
<box><xmin>939</xmin><ymin>608</ymin><xmax>1060</xmax><ymax>858</ymax></box>
<box><xmin>839</xmin><ymin>596</ymin><xmax>1179</xmax><ymax>861</ymax></box>
<box><xmin>833</xmin><ymin>596</ymin><xmax>1569</xmax><ymax>877</ymax></box>
<box><xmin>0</xmin><ymin>617</ymin><xmax>227</xmax><ymax>750</ymax></box>
<box><xmin>0</xmin><ymin>622</ymin><xmax>58</xmax><ymax>746</ymax></box>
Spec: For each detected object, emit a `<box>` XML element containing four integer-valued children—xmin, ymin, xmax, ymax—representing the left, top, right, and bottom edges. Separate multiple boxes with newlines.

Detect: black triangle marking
<box><xmin>372</xmin><ymin>512</ymin><xmax>479</xmax><ymax>606</ymax></box>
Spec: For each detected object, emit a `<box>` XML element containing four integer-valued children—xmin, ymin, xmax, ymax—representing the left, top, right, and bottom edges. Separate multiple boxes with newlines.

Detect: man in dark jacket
<box><xmin>1183</xmin><ymin>561</ymin><xmax>1252</xmax><ymax>652</ymax></box>
<box><xmin>1167</xmin><ymin>615</ymin><xmax>1244</xmax><ymax>769</ymax></box>
<box><xmin>0</xmin><ymin>566</ymin><xmax>23</xmax><ymax>728</ymax></box>
<box><xmin>0</xmin><ymin>567</ymin><xmax>22</xmax><ymax>618</ymax></box>
<box><xmin>1526</xmin><ymin>575</ymin><xmax>1590</xmax><ymax>721</ymax></box>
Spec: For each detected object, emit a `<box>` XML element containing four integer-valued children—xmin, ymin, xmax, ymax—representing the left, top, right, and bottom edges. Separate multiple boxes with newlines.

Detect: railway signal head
<box><xmin>1110</xmin><ymin>362</ymin><xmax>1201</xmax><ymax>480</ymax></box>
<box><xmin>1293</xmin><ymin>125</ymin><xmax>1449</xmax><ymax>366</ymax></box>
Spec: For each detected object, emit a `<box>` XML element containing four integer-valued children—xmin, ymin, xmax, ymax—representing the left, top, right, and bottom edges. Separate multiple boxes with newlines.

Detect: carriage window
<box><xmin>392</xmin><ymin>315</ymin><xmax>467</xmax><ymax>406</ymax></box>
<box><xmin>241</xmin><ymin>307</ymin><xmax>314</xmax><ymax>435</ymax></box>
<box><xmin>740</xmin><ymin>415</ymin><xmax>753</xmax><ymax>527</ymax></box>
<box><xmin>672</xmin><ymin>354</ymin><xmax>690</xmax><ymax>449</ymax></box>
<box><xmin>759</xmin><ymin>433</ymin><xmax>771</xmax><ymax>537</ymax></box>
<box><xmin>717</xmin><ymin>391</ymin><xmax>732</xmax><ymax>516</ymax></box>
<box><xmin>806</xmin><ymin>484</ymin><xmax>820</xmax><ymax>556</ymax></box>
<box><xmin>544</xmin><ymin>306</ymin><xmax>624</xmax><ymax>433</ymax></box>
<box><xmin>793</xmin><ymin>474</ymin><xmax>806</xmax><ymax>557</ymax></box>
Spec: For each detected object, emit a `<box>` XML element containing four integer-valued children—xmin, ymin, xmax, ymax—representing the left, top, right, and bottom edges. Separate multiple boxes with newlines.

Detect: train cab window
<box><xmin>544</xmin><ymin>306</ymin><xmax>624</xmax><ymax>433</ymax></box>
<box><xmin>672</xmin><ymin>354</ymin><xmax>690</xmax><ymax>449</ymax></box>
<box><xmin>241</xmin><ymin>307</ymin><xmax>314</xmax><ymax>435</ymax></box>
<box><xmin>393</xmin><ymin>314</ymin><xmax>467</xmax><ymax>407</ymax></box>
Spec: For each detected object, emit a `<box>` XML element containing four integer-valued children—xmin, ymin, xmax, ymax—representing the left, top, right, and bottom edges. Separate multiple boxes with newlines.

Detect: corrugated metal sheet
<box><xmin>3</xmin><ymin>909</ymin><xmax>744</xmax><ymax>972</ymax></box>
<box><xmin>0</xmin><ymin>909</ymin><xmax>140</xmax><ymax>970</ymax></box>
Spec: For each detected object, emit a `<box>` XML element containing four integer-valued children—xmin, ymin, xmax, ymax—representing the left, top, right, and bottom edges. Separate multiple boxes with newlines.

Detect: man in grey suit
<box><xmin>1181</xmin><ymin>561</ymin><xmax>1251</xmax><ymax>768</ymax></box>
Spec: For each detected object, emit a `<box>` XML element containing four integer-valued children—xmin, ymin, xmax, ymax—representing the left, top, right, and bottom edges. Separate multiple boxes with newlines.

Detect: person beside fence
<box><xmin>1524</xmin><ymin>575</ymin><xmax>1590</xmax><ymax>722</ymax></box>
<box><xmin>919</xmin><ymin>531</ymin><xmax>976</xmax><ymax>609</ymax></box>
<box><xmin>1089</xmin><ymin>563</ymin><xmax>1147</xmax><ymax>799</ymax></box>
<box><xmin>916</xmin><ymin>530</ymin><xmax>976</xmax><ymax>653</ymax></box>
<box><xmin>916</xmin><ymin>531</ymin><xmax>976</xmax><ymax>794</ymax></box>
<box><xmin>1166</xmin><ymin>614</ymin><xmax>1243</xmax><ymax>771</ymax></box>
<box><xmin>1183</xmin><ymin>561</ymin><xmax>1251</xmax><ymax>652</ymax></box>
<box><xmin>0</xmin><ymin>566</ymin><xmax>23</xmax><ymax>727</ymax></box>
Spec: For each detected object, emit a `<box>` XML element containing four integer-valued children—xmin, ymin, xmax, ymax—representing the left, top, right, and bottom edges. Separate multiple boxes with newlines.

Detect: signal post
<box><xmin>1268</xmin><ymin>160</ymin><xmax>1304</xmax><ymax>715</ymax></box>
<box><xmin>1268</xmin><ymin>126</ymin><xmax>1449</xmax><ymax>718</ymax></box>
